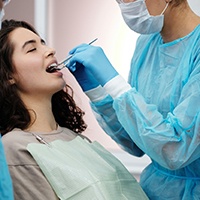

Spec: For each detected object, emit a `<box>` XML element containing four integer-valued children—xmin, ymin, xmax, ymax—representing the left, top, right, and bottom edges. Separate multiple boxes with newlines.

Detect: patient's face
<box><xmin>9</xmin><ymin>27</ymin><xmax>66</xmax><ymax>97</ymax></box>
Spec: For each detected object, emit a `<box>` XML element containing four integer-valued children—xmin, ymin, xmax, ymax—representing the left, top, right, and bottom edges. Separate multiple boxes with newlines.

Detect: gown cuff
<box><xmin>103</xmin><ymin>75</ymin><xmax>131</xmax><ymax>99</ymax></box>
<box><xmin>85</xmin><ymin>86</ymin><xmax>108</xmax><ymax>102</ymax></box>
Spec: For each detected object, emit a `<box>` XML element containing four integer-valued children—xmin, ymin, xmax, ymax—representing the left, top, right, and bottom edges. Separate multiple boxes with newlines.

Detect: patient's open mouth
<box><xmin>46</xmin><ymin>64</ymin><xmax>58</xmax><ymax>73</ymax></box>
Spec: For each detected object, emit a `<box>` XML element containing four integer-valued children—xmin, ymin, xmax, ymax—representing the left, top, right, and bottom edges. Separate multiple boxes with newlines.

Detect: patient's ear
<box><xmin>8</xmin><ymin>77</ymin><xmax>16</xmax><ymax>85</ymax></box>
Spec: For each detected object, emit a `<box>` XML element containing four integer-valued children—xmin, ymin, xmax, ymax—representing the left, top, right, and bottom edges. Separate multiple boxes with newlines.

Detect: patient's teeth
<box><xmin>46</xmin><ymin>63</ymin><xmax>58</xmax><ymax>73</ymax></box>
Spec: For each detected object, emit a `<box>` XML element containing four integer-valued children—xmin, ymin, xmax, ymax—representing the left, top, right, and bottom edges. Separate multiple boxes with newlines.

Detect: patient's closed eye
<box><xmin>27</xmin><ymin>48</ymin><xmax>36</xmax><ymax>53</ymax></box>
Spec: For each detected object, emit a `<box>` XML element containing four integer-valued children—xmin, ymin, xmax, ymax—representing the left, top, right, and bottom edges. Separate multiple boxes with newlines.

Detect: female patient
<box><xmin>0</xmin><ymin>20</ymin><xmax>148</xmax><ymax>200</ymax></box>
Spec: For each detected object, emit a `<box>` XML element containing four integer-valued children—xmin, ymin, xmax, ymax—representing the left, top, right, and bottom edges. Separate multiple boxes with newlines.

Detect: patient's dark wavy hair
<box><xmin>0</xmin><ymin>19</ymin><xmax>87</xmax><ymax>135</ymax></box>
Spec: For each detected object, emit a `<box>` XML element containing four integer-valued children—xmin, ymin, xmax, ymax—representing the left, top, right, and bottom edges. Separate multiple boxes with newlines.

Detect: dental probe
<box><xmin>46</xmin><ymin>38</ymin><xmax>98</xmax><ymax>73</ymax></box>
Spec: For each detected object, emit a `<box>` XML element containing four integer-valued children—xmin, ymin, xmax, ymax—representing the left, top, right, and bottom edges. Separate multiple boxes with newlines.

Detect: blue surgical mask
<box><xmin>118</xmin><ymin>0</ymin><xmax>169</xmax><ymax>34</ymax></box>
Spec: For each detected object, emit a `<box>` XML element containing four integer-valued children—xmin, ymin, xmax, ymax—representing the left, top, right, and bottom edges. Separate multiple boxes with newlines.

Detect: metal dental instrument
<box><xmin>29</xmin><ymin>132</ymin><xmax>51</xmax><ymax>147</ymax></box>
<box><xmin>46</xmin><ymin>38</ymin><xmax>98</xmax><ymax>73</ymax></box>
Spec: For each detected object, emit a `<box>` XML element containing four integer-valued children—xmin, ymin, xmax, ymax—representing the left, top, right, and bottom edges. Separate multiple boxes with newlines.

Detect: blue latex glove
<box><xmin>68</xmin><ymin>44</ymin><xmax>118</xmax><ymax>86</ymax></box>
<box><xmin>70</xmin><ymin>63</ymin><xmax>100</xmax><ymax>92</ymax></box>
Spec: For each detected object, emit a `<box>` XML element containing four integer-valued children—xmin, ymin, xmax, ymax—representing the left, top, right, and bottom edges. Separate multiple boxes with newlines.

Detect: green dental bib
<box><xmin>27</xmin><ymin>136</ymin><xmax>148</xmax><ymax>200</ymax></box>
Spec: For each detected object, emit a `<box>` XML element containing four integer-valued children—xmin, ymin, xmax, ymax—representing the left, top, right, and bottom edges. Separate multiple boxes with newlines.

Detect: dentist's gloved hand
<box><xmin>70</xmin><ymin>63</ymin><xmax>100</xmax><ymax>92</ymax></box>
<box><xmin>68</xmin><ymin>44</ymin><xmax>118</xmax><ymax>86</ymax></box>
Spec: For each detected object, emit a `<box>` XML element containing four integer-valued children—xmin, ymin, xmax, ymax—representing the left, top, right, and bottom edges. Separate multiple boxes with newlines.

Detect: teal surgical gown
<box><xmin>90</xmin><ymin>24</ymin><xmax>200</xmax><ymax>199</ymax></box>
<box><xmin>0</xmin><ymin>137</ymin><xmax>13</xmax><ymax>200</ymax></box>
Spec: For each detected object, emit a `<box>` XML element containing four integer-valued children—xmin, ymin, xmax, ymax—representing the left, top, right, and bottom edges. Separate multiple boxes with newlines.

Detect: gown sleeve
<box><xmin>0</xmin><ymin>137</ymin><xmax>13</xmax><ymax>200</ymax></box>
<box><xmin>91</xmin><ymin>94</ymin><xmax>144</xmax><ymax>157</ymax></box>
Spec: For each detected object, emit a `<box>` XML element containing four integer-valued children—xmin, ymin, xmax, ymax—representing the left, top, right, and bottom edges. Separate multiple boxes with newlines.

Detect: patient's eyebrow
<box><xmin>22</xmin><ymin>40</ymin><xmax>36</xmax><ymax>49</ymax></box>
<box><xmin>22</xmin><ymin>39</ymin><xmax>45</xmax><ymax>49</ymax></box>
